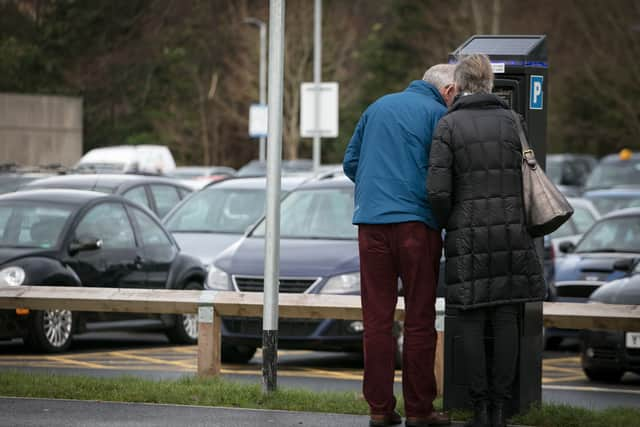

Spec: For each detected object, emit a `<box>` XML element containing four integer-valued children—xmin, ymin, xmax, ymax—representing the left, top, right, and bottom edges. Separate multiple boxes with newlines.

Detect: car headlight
<box><xmin>321</xmin><ymin>272</ymin><xmax>360</xmax><ymax>294</ymax></box>
<box><xmin>206</xmin><ymin>265</ymin><xmax>232</xmax><ymax>291</ymax></box>
<box><xmin>0</xmin><ymin>267</ymin><xmax>26</xmax><ymax>287</ymax></box>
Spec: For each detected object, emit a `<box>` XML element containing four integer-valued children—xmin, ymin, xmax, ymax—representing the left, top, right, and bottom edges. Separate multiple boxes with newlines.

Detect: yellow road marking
<box><xmin>44</xmin><ymin>356</ymin><xmax>106</xmax><ymax>369</ymax></box>
<box><xmin>543</xmin><ymin>356</ymin><xmax>581</xmax><ymax>364</ymax></box>
<box><xmin>541</xmin><ymin>365</ymin><xmax>584</xmax><ymax>375</ymax></box>
<box><xmin>107</xmin><ymin>351</ymin><xmax>195</xmax><ymax>369</ymax></box>
<box><xmin>542</xmin><ymin>375</ymin><xmax>587</xmax><ymax>384</ymax></box>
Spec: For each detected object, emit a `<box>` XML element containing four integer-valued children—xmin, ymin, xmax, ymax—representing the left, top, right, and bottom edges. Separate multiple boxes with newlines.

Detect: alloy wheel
<box><xmin>43</xmin><ymin>309</ymin><xmax>73</xmax><ymax>348</ymax></box>
<box><xmin>182</xmin><ymin>313</ymin><xmax>198</xmax><ymax>340</ymax></box>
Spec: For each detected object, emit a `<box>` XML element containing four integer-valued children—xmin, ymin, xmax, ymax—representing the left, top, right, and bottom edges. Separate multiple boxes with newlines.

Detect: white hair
<box><xmin>422</xmin><ymin>64</ymin><xmax>455</xmax><ymax>90</ymax></box>
<box><xmin>454</xmin><ymin>54</ymin><xmax>494</xmax><ymax>94</ymax></box>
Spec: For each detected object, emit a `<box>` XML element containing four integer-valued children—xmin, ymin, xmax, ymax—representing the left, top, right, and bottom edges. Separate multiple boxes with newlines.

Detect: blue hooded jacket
<box><xmin>343</xmin><ymin>80</ymin><xmax>447</xmax><ymax>228</ymax></box>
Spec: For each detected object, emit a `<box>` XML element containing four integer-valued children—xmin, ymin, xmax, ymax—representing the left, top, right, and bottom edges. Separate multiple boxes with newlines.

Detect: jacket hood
<box><xmin>405</xmin><ymin>80</ymin><xmax>447</xmax><ymax>107</ymax></box>
<box><xmin>449</xmin><ymin>92</ymin><xmax>509</xmax><ymax>113</ymax></box>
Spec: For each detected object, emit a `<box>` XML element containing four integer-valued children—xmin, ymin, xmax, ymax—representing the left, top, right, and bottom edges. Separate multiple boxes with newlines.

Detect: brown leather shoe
<box><xmin>369</xmin><ymin>410</ymin><xmax>402</xmax><ymax>427</ymax></box>
<box><xmin>405</xmin><ymin>411</ymin><xmax>451</xmax><ymax>426</ymax></box>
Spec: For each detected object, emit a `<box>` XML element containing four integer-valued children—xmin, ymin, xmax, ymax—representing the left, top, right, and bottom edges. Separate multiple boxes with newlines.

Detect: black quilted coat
<box><xmin>427</xmin><ymin>93</ymin><xmax>545</xmax><ymax>309</ymax></box>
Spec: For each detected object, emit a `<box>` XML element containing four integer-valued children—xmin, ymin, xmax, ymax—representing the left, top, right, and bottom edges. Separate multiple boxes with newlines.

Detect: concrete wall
<box><xmin>0</xmin><ymin>93</ymin><xmax>82</xmax><ymax>167</ymax></box>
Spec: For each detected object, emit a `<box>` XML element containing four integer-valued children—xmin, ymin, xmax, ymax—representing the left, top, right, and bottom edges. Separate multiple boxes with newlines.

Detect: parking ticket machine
<box><xmin>443</xmin><ymin>35</ymin><xmax>548</xmax><ymax>415</ymax></box>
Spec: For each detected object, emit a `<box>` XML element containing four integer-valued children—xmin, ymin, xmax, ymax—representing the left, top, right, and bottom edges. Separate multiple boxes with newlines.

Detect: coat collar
<box><xmin>449</xmin><ymin>92</ymin><xmax>509</xmax><ymax>113</ymax></box>
<box><xmin>405</xmin><ymin>80</ymin><xmax>447</xmax><ymax>107</ymax></box>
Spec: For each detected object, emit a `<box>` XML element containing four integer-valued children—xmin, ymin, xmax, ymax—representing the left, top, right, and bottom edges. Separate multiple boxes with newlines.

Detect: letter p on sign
<box><xmin>529</xmin><ymin>75</ymin><xmax>544</xmax><ymax>110</ymax></box>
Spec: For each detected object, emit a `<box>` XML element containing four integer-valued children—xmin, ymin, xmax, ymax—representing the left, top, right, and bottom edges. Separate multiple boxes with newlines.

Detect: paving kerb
<box><xmin>0</xmin><ymin>396</ymin><xmax>533</xmax><ymax>427</ymax></box>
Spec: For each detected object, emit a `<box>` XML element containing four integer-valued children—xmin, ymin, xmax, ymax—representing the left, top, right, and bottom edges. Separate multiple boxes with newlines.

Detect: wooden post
<box><xmin>197</xmin><ymin>304</ymin><xmax>221</xmax><ymax>377</ymax></box>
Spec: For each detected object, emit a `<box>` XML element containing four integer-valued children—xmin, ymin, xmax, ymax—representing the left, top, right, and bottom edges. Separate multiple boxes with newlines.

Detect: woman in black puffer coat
<box><xmin>427</xmin><ymin>54</ymin><xmax>544</xmax><ymax>427</ymax></box>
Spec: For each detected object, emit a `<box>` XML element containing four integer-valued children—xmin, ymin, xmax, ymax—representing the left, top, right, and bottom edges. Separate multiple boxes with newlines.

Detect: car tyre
<box><xmin>166</xmin><ymin>281</ymin><xmax>202</xmax><ymax>344</ymax></box>
<box><xmin>583</xmin><ymin>367</ymin><xmax>624</xmax><ymax>383</ymax></box>
<box><xmin>544</xmin><ymin>335</ymin><xmax>563</xmax><ymax>350</ymax></box>
<box><xmin>25</xmin><ymin>309</ymin><xmax>74</xmax><ymax>353</ymax></box>
<box><xmin>222</xmin><ymin>344</ymin><xmax>257</xmax><ymax>364</ymax></box>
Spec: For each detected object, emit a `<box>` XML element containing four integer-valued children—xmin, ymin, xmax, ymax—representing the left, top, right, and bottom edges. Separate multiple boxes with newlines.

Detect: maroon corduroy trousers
<box><xmin>358</xmin><ymin>221</ymin><xmax>442</xmax><ymax>417</ymax></box>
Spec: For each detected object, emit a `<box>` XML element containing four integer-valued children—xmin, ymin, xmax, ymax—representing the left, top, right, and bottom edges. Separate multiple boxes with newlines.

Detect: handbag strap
<box><xmin>511</xmin><ymin>110</ymin><xmax>537</xmax><ymax>169</ymax></box>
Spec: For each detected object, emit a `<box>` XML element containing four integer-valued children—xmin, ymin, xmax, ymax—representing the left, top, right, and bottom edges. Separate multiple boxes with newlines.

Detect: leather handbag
<box><xmin>512</xmin><ymin>111</ymin><xmax>573</xmax><ymax>237</ymax></box>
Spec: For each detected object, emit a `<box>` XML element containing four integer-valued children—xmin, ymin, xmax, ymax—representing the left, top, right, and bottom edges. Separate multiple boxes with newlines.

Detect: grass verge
<box><xmin>1</xmin><ymin>370</ymin><xmax>639</xmax><ymax>427</ymax></box>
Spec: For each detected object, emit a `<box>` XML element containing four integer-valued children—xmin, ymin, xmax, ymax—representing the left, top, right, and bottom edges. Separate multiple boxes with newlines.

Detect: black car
<box><xmin>0</xmin><ymin>189</ymin><xmax>206</xmax><ymax>352</ymax></box>
<box><xmin>581</xmin><ymin>272</ymin><xmax>640</xmax><ymax>382</ymax></box>
<box><xmin>21</xmin><ymin>174</ymin><xmax>193</xmax><ymax>218</ymax></box>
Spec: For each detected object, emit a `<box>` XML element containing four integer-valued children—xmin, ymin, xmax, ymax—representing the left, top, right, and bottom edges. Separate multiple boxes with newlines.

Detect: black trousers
<box><xmin>459</xmin><ymin>303</ymin><xmax>519</xmax><ymax>404</ymax></box>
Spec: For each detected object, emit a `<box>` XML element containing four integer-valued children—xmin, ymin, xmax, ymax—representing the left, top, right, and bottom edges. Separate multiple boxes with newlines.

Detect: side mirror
<box><xmin>558</xmin><ymin>241</ymin><xmax>575</xmax><ymax>254</ymax></box>
<box><xmin>613</xmin><ymin>258</ymin><xmax>637</xmax><ymax>272</ymax></box>
<box><xmin>69</xmin><ymin>238</ymin><xmax>103</xmax><ymax>255</ymax></box>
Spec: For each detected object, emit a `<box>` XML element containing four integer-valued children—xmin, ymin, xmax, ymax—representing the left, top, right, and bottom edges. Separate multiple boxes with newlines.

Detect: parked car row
<box><xmin>2</xmin><ymin>146</ymin><xmax>640</xmax><ymax>382</ymax></box>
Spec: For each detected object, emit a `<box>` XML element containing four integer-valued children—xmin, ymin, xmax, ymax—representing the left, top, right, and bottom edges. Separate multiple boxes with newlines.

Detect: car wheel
<box><xmin>222</xmin><ymin>344</ymin><xmax>257</xmax><ymax>364</ymax></box>
<box><xmin>583</xmin><ymin>367</ymin><xmax>624</xmax><ymax>383</ymax></box>
<box><xmin>25</xmin><ymin>309</ymin><xmax>74</xmax><ymax>353</ymax></box>
<box><xmin>544</xmin><ymin>335</ymin><xmax>563</xmax><ymax>350</ymax></box>
<box><xmin>166</xmin><ymin>281</ymin><xmax>202</xmax><ymax>344</ymax></box>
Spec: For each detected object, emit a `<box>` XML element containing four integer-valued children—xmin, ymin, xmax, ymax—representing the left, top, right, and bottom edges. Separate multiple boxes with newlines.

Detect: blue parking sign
<box><xmin>529</xmin><ymin>75</ymin><xmax>544</xmax><ymax>110</ymax></box>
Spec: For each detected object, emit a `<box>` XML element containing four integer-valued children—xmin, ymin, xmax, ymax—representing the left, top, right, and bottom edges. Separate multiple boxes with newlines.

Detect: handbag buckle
<box><xmin>522</xmin><ymin>149</ymin><xmax>537</xmax><ymax>167</ymax></box>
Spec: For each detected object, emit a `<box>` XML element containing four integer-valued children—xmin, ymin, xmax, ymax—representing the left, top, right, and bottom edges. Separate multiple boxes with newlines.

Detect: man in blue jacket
<box><xmin>343</xmin><ymin>64</ymin><xmax>456</xmax><ymax>427</ymax></box>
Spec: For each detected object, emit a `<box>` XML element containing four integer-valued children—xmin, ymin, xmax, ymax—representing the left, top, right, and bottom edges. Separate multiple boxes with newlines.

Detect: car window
<box><xmin>123</xmin><ymin>186</ymin><xmax>151</xmax><ymax>210</ymax></box>
<box><xmin>549</xmin><ymin>218</ymin><xmax>575</xmax><ymax>239</ymax></box>
<box><xmin>131</xmin><ymin>207</ymin><xmax>172</xmax><ymax>247</ymax></box>
<box><xmin>74</xmin><ymin>203</ymin><xmax>136</xmax><ymax>249</ymax></box>
<box><xmin>588</xmin><ymin>195</ymin><xmax>640</xmax><ymax>216</ymax></box>
<box><xmin>576</xmin><ymin>216</ymin><xmax>640</xmax><ymax>253</ymax></box>
<box><xmin>571</xmin><ymin>205</ymin><xmax>597</xmax><ymax>234</ymax></box>
<box><xmin>150</xmin><ymin>185</ymin><xmax>181</xmax><ymax>218</ymax></box>
<box><xmin>165</xmin><ymin>188</ymin><xmax>266</xmax><ymax>234</ymax></box>
<box><xmin>585</xmin><ymin>160</ymin><xmax>640</xmax><ymax>190</ymax></box>
<box><xmin>252</xmin><ymin>188</ymin><xmax>357</xmax><ymax>240</ymax></box>
<box><xmin>0</xmin><ymin>202</ymin><xmax>73</xmax><ymax>248</ymax></box>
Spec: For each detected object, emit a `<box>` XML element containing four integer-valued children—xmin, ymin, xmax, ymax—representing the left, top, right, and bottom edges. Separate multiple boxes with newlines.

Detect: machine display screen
<box><xmin>493</xmin><ymin>88</ymin><xmax>514</xmax><ymax>109</ymax></box>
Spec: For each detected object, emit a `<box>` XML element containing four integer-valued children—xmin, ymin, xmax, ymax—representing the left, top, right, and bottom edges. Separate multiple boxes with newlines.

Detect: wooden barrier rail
<box><xmin>1</xmin><ymin>286</ymin><xmax>640</xmax><ymax>394</ymax></box>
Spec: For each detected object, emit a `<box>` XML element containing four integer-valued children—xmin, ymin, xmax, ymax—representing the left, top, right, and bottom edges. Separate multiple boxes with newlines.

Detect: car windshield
<box><xmin>575</xmin><ymin>216</ymin><xmax>640</xmax><ymax>253</ymax></box>
<box><xmin>0</xmin><ymin>202</ymin><xmax>74</xmax><ymax>248</ymax></box>
<box><xmin>587</xmin><ymin>195</ymin><xmax>640</xmax><ymax>216</ymax></box>
<box><xmin>549</xmin><ymin>204</ymin><xmax>597</xmax><ymax>239</ymax></box>
<box><xmin>164</xmin><ymin>188</ymin><xmax>266</xmax><ymax>234</ymax></box>
<box><xmin>252</xmin><ymin>188</ymin><xmax>357</xmax><ymax>240</ymax></box>
<box><xmin>584</xmin><ymin>160</ymin><xmax>640</xmax><ymax>190</ymax></box>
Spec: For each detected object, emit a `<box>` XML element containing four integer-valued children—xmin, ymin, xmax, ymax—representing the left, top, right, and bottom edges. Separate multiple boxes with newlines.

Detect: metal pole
<box><xmin>259</xmin><ymin>22</ymin><xmax>267</xmax><ymax>162</ymax></box>
<box><xmin>312</xmin><ymin>0</ymin><xmax>322</xmax><ymax>171</ymax></box>
<box><xmin>244</xmin><ymin>18</ymin><xmax>268</xmax><ymax>162</ymax></box>
<box><xmin>262</xmin><ymin>0</ymin><xmax>285</xmax><ymax>394</ymax></box>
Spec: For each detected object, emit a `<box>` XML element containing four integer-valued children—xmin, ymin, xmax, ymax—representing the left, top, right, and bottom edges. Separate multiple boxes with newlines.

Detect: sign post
<box><xmin>312</xmin><ymin>0</ymin><xmax>322</xmax><ymax>171</ymax></box>
<box><xmin>262</xmin><ymin>0</ymin><xmax>285</xmax><ymax>394</ymax></box>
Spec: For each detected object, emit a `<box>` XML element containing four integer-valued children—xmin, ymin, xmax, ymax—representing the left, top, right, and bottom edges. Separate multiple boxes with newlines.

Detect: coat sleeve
<box><xmin>427</xmin><ymin>119</ymin><xmax>454</xmax><ymax>229</ymax></box>
<box><xmin>343</xmin><ymin>113</ymin><xmax>367</xmax><ymax>182</ymax></box>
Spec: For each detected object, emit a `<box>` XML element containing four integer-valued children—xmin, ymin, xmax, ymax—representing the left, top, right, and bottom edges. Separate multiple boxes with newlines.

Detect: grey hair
<box><xmin>453</xmin><ymin>54</ymin><xmax>494</xmax><ymax>94</ymax></box>
<box><xmin>422</xmin><ymin>64</ymin><xmax>455</xmax><ymax>90</ymax></box>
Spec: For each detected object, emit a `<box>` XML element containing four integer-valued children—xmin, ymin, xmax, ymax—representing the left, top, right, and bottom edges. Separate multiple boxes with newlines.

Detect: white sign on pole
<box><xmin>300</xmin><ymin>82</ymin><xmax>339</xmax><ymax>138</ymax></box>
<box><xmin>249</xmin><ymin>104</ymin><xmax>268</xmax><ymax>138</ymax></box>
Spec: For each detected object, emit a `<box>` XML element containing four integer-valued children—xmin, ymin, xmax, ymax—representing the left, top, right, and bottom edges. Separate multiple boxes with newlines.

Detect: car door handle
<box><xmin>134</xmin><ymin>256</ymin><xmax>145</xmax><ymax>269</ymax></box>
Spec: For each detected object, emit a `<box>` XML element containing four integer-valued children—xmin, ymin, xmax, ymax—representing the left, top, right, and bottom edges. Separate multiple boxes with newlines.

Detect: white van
<box><xmin>75</xmin><ymin>145</ymin><xmax>176</xmax><ymax>175</ymax></box>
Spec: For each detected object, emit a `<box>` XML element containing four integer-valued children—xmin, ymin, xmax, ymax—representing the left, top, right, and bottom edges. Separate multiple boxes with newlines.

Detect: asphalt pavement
<box><xmin>0</xmin><ymin>397</ymin><xmax>483</xmax><ymax>427</ymax></box>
